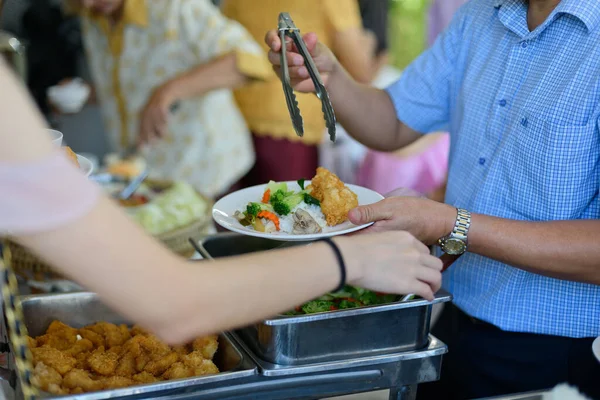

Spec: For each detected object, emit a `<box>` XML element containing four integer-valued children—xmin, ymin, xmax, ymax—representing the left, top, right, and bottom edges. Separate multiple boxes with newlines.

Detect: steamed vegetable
<box><xmin>271</xmin><ymin>192</ymin><xmax>304</xmax><ymax>216</ymax></box>
<box><xmin>246</xmin><ymin>202</ymin><xmax>273</xmax><ymax>217</ymax></box>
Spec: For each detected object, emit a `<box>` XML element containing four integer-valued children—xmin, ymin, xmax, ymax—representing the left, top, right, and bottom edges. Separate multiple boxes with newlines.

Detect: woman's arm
<box><xmin>1</xmin><ymin>59</ymin><xmax>442</xmax><ymax>344</ymax></box>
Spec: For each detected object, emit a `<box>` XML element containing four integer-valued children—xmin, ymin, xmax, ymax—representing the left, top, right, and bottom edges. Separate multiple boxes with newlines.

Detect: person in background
<box><xmin>0</xmin><ymin>57</ymin><xmax>444</xmax><ymax>344</ymax></box>
<box><xmin>64</xmin><ymin>0</ymin><xmax>272</xmax><ymax>200</ymax></box>
<box><xmin>220</xmin><ymin>0</ymin><xmax>375</xmax><ymax>186</ymax></box>
<box><xmin>354</xmin><ymin>0</ymin><xmax>450</xmax><ymax>198</ymax></box>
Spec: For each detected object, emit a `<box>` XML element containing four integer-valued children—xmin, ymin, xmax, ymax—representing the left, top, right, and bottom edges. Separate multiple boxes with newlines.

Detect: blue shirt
<box><xmin>386</xmin><ymin>0</ymin><xmax>600</xmax><ymax>338</ymax></box>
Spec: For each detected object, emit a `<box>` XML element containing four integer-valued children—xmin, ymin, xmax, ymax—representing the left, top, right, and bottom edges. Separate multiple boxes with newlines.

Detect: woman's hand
<box><xmin>336</xmin><ymin>231</ymin><xmax>443</xmax><ymax>301</ymax></box>
<box><xmin>348</xmin><ymin>195</ymin><xmax>457</xmax><ymax>246</ymax></box>
<box><xmin>264</xmin><ymin>30</ymin><xmax>338</xmax><ymax>93</ymax></box>
<box><xmin>138</xmin><ymin>82</ymin><xmax>178</xmax><ymax>145</ymax></box>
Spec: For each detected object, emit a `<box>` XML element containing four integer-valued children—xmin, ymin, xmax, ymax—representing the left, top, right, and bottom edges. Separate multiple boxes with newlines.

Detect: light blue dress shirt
<box><xmin>386</xmin><ymin>0</ymin><xmax>600</xmax><ymax>338</ymax></box>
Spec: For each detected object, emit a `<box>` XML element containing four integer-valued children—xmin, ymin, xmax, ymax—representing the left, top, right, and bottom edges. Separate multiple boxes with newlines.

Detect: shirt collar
<box><xmin>494</xmin><ymin>0</ymin><xmax>600</xmax><ymax>33</ymax></box>
<box><xmin>86</xmin><ymin>0</ymin><xmax>148</xmax><ymax>30</ymax></box>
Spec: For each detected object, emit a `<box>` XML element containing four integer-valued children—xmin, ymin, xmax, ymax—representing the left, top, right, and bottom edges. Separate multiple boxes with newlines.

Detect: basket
<box><xmin>6</xmin><ymin>179</ymin><xmax>213</xmax><ymax>277</ymax></box>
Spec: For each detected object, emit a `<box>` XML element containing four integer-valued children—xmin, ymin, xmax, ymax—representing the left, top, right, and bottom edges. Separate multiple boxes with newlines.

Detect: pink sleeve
<box><xmin>0</xmin><ymin>151</ymin><xmax>100</xmax><ymax>235</ymax></box>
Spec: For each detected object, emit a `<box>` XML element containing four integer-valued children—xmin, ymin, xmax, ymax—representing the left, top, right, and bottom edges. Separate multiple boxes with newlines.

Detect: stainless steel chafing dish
<box><xmin>197</xmin><ymin>233</ymin><xmax>452</xmax><ymax>366</ymax></box>
<box><xmin>3</xmin><ymin>292</ymin><xmax>257</xmax><ymax>400</ymax></box>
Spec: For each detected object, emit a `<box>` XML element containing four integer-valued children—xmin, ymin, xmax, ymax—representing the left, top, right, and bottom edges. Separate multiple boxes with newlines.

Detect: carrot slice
<box><xmin>257</xmin><ymin>210</ymin><xmax>280</xmax><ymax>231</ymax></box>
<box><xmin>262</xmin><ymin>189</ymin><xmax>271</xmax><ymax>203</ymax></box>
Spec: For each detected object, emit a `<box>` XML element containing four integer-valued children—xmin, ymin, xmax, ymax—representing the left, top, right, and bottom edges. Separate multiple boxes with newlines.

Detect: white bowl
<box><xmin>77</xmin><ymin>154</ymin><xmax>94</xmax><ymax>177</ymax></box>
<box><xmin>47</xmin><ymin>78</ymin><xmax>90</xmax><ymax>114</ymax></box>
<box><xmin>48</xmin><ymin>129</ymin><xmax>63</xmax><ymax>147</ymax></box>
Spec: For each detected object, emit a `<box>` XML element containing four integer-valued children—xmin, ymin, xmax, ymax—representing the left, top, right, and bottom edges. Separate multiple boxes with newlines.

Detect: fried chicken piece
<box><xmin>130</xmin><ymin>325</ymin><xmax>149</xmax><ymax>337</ymax></box>
<box><xmin>181</xmin><ymin>351</ymin><xmax>219</xmax><ymax>376</ymax></box>
<box><xmin>133</xmin><ymin>371</ymin><xmax>161</xmax><ymax>384</ymax></box>
<box><xmin>122</xmin><ymin>335</ymin><xmax>145</xmax><ymax>357</ymax></box>
<box><xmin>140</xmin><ymin>335</ymin><xmax>171</xmax><ymax>358</ymax></box>
<box><xmin>87</xmin><ymin>347</ymin><xmax>118</xmax><ymax>376</ymax></box>
<box><xmin>100</xmin><ymin>322</ymin><xmax>127</xmax><ymax>348</ymax></box>
<box><xmin>173</xmin><ymin>345</ymin><xmax>189</xmax><ymax>356</ymax></box>
<box><xmin>135</xmin><ymin>352</ymin><xmax>150</xmax><ymax>373</ymax></box>
<box><xmin>308</xmin><ymin>167</ymin><xmax>358</xmax><ymax>226</ymax></box>
<box><xmin>31</xmin><ymin>346</ymin><xmax>76</xmax><ymax>375</ymax></box>
<box><xmin>108</xmin><ymin>346</ymin><xmax>122</xmax><ymax>356</ymax></box>
<box><xmin>32</xmin><ymin>362</ymin><xmax>63</xmax><ymax>394</ymax></box>
<box><xmin>192</xmin><ymin>336</ymin><xmax>218</xmax><ymax>360</ymax></box>
<box><xmin>70</xmin><ymin>387</ymin><xmax>85</xmax><ymax>394</ymax></box>
<box><xmin>65</xmin><ymin>338</ymin><xmax>94</xmax><ymax>357</ymax></box>
<box><xmin>162</xmin><ymin>362</ymin><xmax>193</xmax><ymax>380</ymax></box>
<box><xmin>144</xmin><ymin>352</ymin><xmax>179</xmax><ymax>377</ymax></box>
<box><xmin>37</xmin><ymin>322</ymin><xmax>79</xmax><ymax>351</ymax></box>
<box><xmin>62</xmin><ymin>369</ymin><xmax>102</xmax><ymax>392</ymax></box>
<box><xmin>79</xmin><ymin>328</ymin><xmax>104</xmax><ymax>348</ymax></box>
<box><xmin>115</xmin><ymin>352</ymin><xmax>136</xmax><ymax>377</ymax></box>
<box><xmin>74</xmin><ymin>352</ymin><xmax>90</xmax><ymax>369</ymax></box>
<box><xmin>27</xmin><ymin>336</ymin><xmax>37</xmax><ymax>349</ymax></box>
<box><xmin>119</xmin><ymin>324</ymin><xmax>132</xmax><ymax>343</ymax></box>
<box><xmin>101</xmin><ymin>376</ymin><xmax>135</xmax><ymax>389</ymax></box>
<box><xmin>63</xmin><ymin>146</ymin><xmax>80</xmax><ymax>168</ymax></box>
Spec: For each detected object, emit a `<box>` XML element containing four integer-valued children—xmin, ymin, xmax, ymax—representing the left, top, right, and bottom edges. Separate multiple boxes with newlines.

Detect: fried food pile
<box><xmin>308</xmin><ymin>167</ymin><xmax>358</xmax><ymax>226</ymax></box>
<box><xmin>29</xmin><ymin>321</ymin><xmax>219</xmax><ymax>395</ymax></box>
<box><xmin>63</xmin><ymin>146</ymin><xmax>80</xmax><ymax>168</ymax></box>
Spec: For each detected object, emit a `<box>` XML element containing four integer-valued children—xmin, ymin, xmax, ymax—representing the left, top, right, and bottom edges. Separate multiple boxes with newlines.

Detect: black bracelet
<box><xmin>318</xmin><ymin>238</ymin><xmax>347</xmax><ymax>292</ymax></box>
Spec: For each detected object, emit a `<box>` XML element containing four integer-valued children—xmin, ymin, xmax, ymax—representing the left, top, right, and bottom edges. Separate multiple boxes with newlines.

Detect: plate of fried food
<box><xmin>212</xmin><ymin>167</ymin><xmax>384</xmax><ymax>241</ymax></box>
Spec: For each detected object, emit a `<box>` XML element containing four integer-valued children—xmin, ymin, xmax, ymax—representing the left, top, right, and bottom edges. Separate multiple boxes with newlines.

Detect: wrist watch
<box><xmin>438</xmin><ymin>208</ymin><xmax>471</xmax><ymax>255</ymax></box>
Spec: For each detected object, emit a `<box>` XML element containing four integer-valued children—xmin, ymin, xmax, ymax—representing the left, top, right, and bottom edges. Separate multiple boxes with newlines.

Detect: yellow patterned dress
<box><xmin>79</xmin><ymin>0</ymin><xmax>272</xmax><ymax>198</ymax></box>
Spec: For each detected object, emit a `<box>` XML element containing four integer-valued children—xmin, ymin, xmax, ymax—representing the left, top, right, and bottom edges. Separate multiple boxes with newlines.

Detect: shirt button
<box><xmin>479</xmin><ymin>158</ymin><xmax>486</xmax><ymax>165</ymax></box>
<box><xmin>521</xmin><ymin>41</ymin><xmax>528</xmax><ymax>48</ymax></box>
<box><xmin>521</xmin><ymin>117</ymin><xmax>528</xmax><ymax>127</ymax></box>
<box><xmin>499</xmin><ymin>99</ymin><xmax>507</xmax><ymax>107</ymax></box>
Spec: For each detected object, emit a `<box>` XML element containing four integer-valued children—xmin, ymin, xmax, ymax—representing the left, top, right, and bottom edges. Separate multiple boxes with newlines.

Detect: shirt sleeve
<box><xmin>179</xmin><ymin>0</ymin><xmax>272</xmax><ymax>81</ymax></box>
<box><xmin>323</xmin><ymin>0</ymin><xmax>363</xmax><ymax>33</ymax></box>
<box><xmin>385</xmin><ymin>4</ymin><xmax>467</xmax><ymax>134</ymax></box>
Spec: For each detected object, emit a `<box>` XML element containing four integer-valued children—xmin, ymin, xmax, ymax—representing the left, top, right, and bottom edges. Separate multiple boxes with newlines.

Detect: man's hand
<box><xmin>138</xmin><ymin>83</ymin><xmax>178</xmax><ymax>145</ymax></box>
<box><xmin>265</xmin><ymin>31</ymin><xmax>338</xmax><ymax>93</ymax></box>
<box><xmin>348</xmin><ymin>194</ymin><xmax>456</xmax><ymax>245</ymax></box>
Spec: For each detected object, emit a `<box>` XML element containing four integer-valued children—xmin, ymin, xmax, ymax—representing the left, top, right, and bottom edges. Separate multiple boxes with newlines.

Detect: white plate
<box><xmin>593</xmin><ymin>337</ymin><xmax>600</xmax><ymax>363</ymax></box>
<box><xmin>77</xmin><ymin>154</ymin><xmax>94</xmax><ymax>177</ymax></box>
<box><xmin>212</xmin><ymin>181</ymin><xmax>384</xmax><ymax>241</ymax></box>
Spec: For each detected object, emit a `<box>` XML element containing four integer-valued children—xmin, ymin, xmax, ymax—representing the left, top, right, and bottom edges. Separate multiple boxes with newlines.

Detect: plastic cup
<box><xmin>48</xmin><ymin>129</ymin><xmax>63</xmax><ymax>147</ymax></box>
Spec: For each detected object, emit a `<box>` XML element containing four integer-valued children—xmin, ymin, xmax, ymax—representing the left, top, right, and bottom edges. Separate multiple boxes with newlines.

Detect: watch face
<box><xmin>444</xmin><ymin>238</ymin><xmax>466</xmax><ymax>255</ymax></box>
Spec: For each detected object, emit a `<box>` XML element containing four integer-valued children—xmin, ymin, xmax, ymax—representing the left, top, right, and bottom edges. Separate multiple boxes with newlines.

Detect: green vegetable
<box><xmin>246</xmin><ymin>202</ymin><xmax>273</xmax><ymax>217</ymax></box>
<box><xmin>267</xmin><ymin>180</ymin><xmax>288</xmax><ymax>195</ymax></box>
<box><xmin>338</xmin><ymin>300</ymin><xmax>360</xmax><ymax>309</ymax></box>
<box><xmin>271</xmin><ymin>192</ymin><xmax>304</xmax><ymax>216</ymax></box>
<box><xmin>297</xmin><ymin>179</ymin><xmax>306</xmax><ymax>190</ymax></box>
<box><xmin>302</xmin><ymin>300</ymin><xmax>335</xmax><ymax>314</ymax></box>
<box><xmin>303</xmin><ymin>193</ymin><xmax>320</xmax><ymax>206</ymax></box>
<box><xmin>269</xmin><ymin>189</ymin><xmax>287</xmax><ymax>205</ymax></box>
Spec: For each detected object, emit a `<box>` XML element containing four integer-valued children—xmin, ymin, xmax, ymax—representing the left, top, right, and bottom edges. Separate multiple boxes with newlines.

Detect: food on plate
<box><xmin>234</xmin><ymin>167</ymin><xmax>357</xmax><ymax>234</ymax></box>
<box><xmin>29</xmin><ymin>320</ymin><xmax>219</xmax><ymax>395</ymax></box>
<box><xmin>118</xmin><ymin>193</ymin><xmax>150</xmax><ymax>208</ymax></box>
<box><xmin>285</xmin><ymin>285</ymin><xmax>410</xmax><ymax>315</ymax></box>
<box><xmin>104</xmin><ymin>153</ymin><xmax>146</xmax><ymax>179</ymax></box>
<box><xmin>127</xmin><ymin>182</ymin><xmax>209</xmax><ymax>235</ymax></box>
<box><xmin>63</xmin><ymin>146</ymin><xmax>80</xmax><ymax>168</ymax></box>
<box><xmin>308</xmin><ymin>167</ymin><xmax>358</xmax><ymax>226</ymax></box>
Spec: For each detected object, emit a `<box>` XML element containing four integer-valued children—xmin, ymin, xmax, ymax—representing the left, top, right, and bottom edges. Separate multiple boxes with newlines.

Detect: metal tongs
<box><xmin>278</xmin><ymin>12</ymin><xmax>337</xmax><ymax>142</ymax></box>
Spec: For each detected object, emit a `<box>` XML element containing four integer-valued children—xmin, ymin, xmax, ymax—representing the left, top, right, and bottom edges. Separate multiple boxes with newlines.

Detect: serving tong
<box><xmin>278</xmin><ymin>12</ymin><xmax>337</xmax><ymax>142</ymax></box>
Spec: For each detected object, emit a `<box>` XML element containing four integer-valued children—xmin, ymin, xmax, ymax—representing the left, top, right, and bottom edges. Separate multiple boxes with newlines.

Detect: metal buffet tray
<box><xmin>198</xmin><ymin>234</ymin><xmax>452</xmax><ymax>366</ymax></box>
<box><xmin>5</xmin><ymin>292</ymin><xmax>257</xmax><ymax>400</ymax></box>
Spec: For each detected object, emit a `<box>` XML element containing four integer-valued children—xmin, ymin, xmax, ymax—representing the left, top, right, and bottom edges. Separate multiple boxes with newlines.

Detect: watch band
<box><xmin>452</xmin><ymin>208</ymin><xmax>471</xmax><ymax>243</ymax></box>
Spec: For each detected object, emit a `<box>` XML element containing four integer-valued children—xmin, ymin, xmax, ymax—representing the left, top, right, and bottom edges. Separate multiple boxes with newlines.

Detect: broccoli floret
<box><xmin>272</xmin><ymin>193</ymin><xmax>304</xmax><ymax>216</ymax></box>
<box><xmin>246</xmin><ymin>202</ymin><xmax>272</xmax><ymax>217</ymax></box>
<box><xmin>269</xmin><ymin>189</ymin><xmax>287</xmax><ymax>205</ymax></box>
